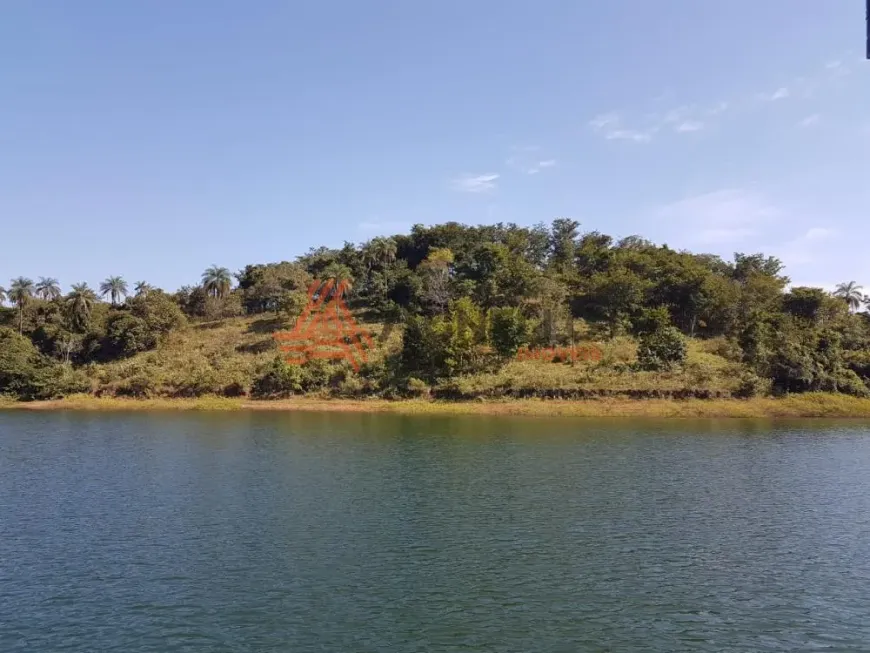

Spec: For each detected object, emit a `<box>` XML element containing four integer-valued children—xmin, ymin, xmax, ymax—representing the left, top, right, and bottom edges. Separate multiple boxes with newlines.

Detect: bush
<box><xmin>636</xmin><ymin>326</ymin><xmax>687</xmax><ymax>371</ymax></box>
<box><xmin>0</xmin><ymin>327</ymin><xmax>75</xmax><ymax>400</ymax></box>
<box><xmin>832</xmin><ymin>369</ymin><xmax>869</xmax><ymax>397</ymax></box>
<box><xmin>489</xmin><ymin>307</ymin><xmax>530</xmax><ymax>358</ymax></box>
<box><xmin>734</xmin><ymin>371</ymin><xmax>772</xmax><ymax>398</ymax></box>
<box><xmin>405</xmin><ymin>376</ymin><xmax>430</xmax><ymax>398</ymax></box>
<box><xmin>103</xmin><ymin>313</ymin><xmax>155</xmax><ymax>359</ymax></box>
<box><xmin>251</xmin><ymin>357</ymin><xmax>304</xmax><ymax>397</ymax></box>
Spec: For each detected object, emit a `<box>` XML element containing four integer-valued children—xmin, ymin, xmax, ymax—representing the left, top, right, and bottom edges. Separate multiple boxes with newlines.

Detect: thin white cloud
<box><xmin>589</xmin><ymin>113</ymin><xmax>619</xmax><ymax>131</ymax></box>
<box><xmin>590</xmin><ymin>56</ymin><xmax>850</xmax><ymax>145</ymax></box>
<box><xmin>452</xmin><ymin>173</ymin><xmax>499</xmax><ymax>193</ymax></box>
<box><xmin>676</xmin><ymin>121</ymin><xmax>704</xmax><ymax>133</ymax></box>
<box><xmin>798</xmin><ymin>114</ymin><xmax>820</xmax><ymax>128</ymax></box>
<box><xmin>655</xmin><ymin>188</ymin><xmax>781</xmax><ymax>246</ymax></box>
<box><xmin>589</xmin><ymin>112</ymin><xmax>656</xmax><ymax>143</ymax></box>
<box><xmin>590</xmin><ymin>103</ymin><xmax>714</xmax><ymax>142</ymax></box>
<box><xmin>762</xmin><ymin>87</ymin><xmax>790</xmax><ymax>101</ymax></box>
<box><xmin>526</xmin><ymin>159</ymin><xmax>556</xmax><ymax>175</ymax></box>
<box><xmin>606</xmin><ymin>129</ymin><xmax>655</xmax><ymax>143</ymax></box>
<box><xmin>506</xmin><ymin>149</ymin><xmax>557</xmax><ymax>175</ymax></box>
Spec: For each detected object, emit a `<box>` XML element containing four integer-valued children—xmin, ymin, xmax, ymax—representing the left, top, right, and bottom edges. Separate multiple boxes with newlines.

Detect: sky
<box><xmin>1</xmin><ymin>1</ymin><xmax>868</xmax><ymax>293</ymax></box>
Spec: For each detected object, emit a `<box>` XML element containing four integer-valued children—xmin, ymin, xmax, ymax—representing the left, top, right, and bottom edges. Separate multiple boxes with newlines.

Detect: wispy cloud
<box><xmin>655</xmin><ymin>188</ymin><xmax>781</xmax><ymax>246</ymax></box>
<box><xmin>588</xmin><ymin>113</ymin><xmax>656</xmax><ymax>143</ymax></box>
<box><xmin>452</xmin><ymin>173</ymin><xmax>499</xmax><ymax>193</ymax></box>
<box><xmin>589</xmin><ymin>56</ymin><xmax>855</xmax><ymax>145</ymax></box>
<box><xmin>527</xmin><ymin>159</ymin><xmax>556</xmax><ymax>174</ymax></box>
<box><xmin>675</xmin><ymin>121</ymin><xmax>704</xmax><ymax>133</ymax></box>
<box><xmin>798</xmin><ymin>114</ymin><xmax>820</xmax><ymax>128</ymax></box>
<box><xmin>762</xmin><ymin>87</ymin><xmax>790</xmax><ymax>102</ymax></box>
<box><xmin>505</xmin><ymin>148</ymin><xmax>557</xmax><ymax>174</ymax></box>
<box><xmin>590</xmin><ymin>103</ymin><xmax>714</xmax><ymax>142</ymax></box>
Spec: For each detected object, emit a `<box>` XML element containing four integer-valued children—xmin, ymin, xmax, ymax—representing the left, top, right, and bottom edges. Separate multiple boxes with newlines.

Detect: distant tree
<box><xmin>8</xmin><ymin>277</ymin><xmax>35</xmax><ymax>333</ymax></box>
<box><xmin>489</xmin><ymin>307</ymin><xmax>531</xmax><ymax>358</ymax></box>
<box><xmin>134</xmin><ymin>281</ymin><xmax>152</xmax><ymax>297</ymax></box>
<box><xmin>834</xmin><ymin>281</ymin><xmax>863</xmax><ymax>313</ymax></box>
<box><xmin>202</xmin><ymin>265</ymin><xmax>233</xmax><ymax>299</ymax></box>
<box><xmin>0</xmin><ymin>285</ymin><xmax>6</xmax><ymax>306</ymax></box>
<box><xmin>549</xmin><ymin>218</ymin><xmax>580</xmax><ymax>273</ymax></box>
<box><xmin>65</xmin><ymin>283</ymin><xmax>99</xmax><ymax>332</ymax></box>
<box><xmin>36</xmin><ymin>277</ymin><xmax>61</xmax><ymax>301</ymax></box>
<box><xmin>419</xmin><ymin>248</ymin><xmax>454</xmax><ymax>314</ymax></box>
<box><xmin>637</xmin><ymin>325</ymin><xmax>687</xmax><ymax>371</ymax></box>
<box><xmin>100</xmin><ymin>276</ymin><xmax>128</xmax><ymax>306</ymax></box>
<box><xmin>321</xmin><ymin>263</ymin><xmax>354</xmax><ymax>299</ymax></box>
<box><xmin>362</xmin><ymin>237</ymin><xmax>397</xmax><ymax>271</ymax></box>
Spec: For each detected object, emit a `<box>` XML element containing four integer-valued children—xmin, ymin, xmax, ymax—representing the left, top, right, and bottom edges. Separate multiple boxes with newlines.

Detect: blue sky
<box><xmin>1</xmin><ymin>1</ymin><xmax>867</xmax><ymax>293</ymax></box>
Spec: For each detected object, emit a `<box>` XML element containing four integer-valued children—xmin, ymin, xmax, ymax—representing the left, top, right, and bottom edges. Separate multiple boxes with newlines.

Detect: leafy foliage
<box><xmin>4</xmin><ymin>219</ymin><xmax>870</xmax><ymax>401</ymax></box>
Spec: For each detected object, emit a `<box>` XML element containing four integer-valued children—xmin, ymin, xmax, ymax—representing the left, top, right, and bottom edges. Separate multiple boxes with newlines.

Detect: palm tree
<box><xmin>362</xmin><ymin>237</ymin><xmax>397</xmax><ymax>270</ymax></box>
<box><xmin>202</xmin><ymin>265</ymin><xmax>232</xmax><ymax>299</ymax></box>
<box><xmin>8</xmin><ymin>277</ymin><xmax>35</xmax><ymax>333</ymax></box>
<box><xmin>100</xmin><ymin>276</ymin><xmax>128</xmax><ymax>306</ymax></box>
<box><xmin>35</xmin><ymin>277</ymin><xmax>62</xmax><ymax>301</ymax></box>
<box><xmin>321</xmin><ymin>262</ymin><xmax>354</xmax><ymax>300</ymax></box>
<box><xmin>134</xmin><ymin>281</ymin><xmax>152</xmax><ymax>297</ymax></box>
<box><xmin>834</xmin><ymin>281</ymin><xmax>863</xmax><ymax>312</ymax></box>
<box><xmin>65</xmin><ymin>283</ymin><xmax>99</xmax><ymax>332</ymax></box>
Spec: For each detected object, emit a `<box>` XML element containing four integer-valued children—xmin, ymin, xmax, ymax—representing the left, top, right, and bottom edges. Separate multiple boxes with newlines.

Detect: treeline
<box><xmin>2</xmin><ymin>220</ymin><xmax>870</xmax><ymax>400</ymax></box>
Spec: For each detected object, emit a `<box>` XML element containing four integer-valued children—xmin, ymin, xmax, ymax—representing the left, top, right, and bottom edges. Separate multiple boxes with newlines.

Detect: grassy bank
<box><xmin>4</xmin><ymin>393</ymin><xmax>870</xmax><ymax>418</ymax></box>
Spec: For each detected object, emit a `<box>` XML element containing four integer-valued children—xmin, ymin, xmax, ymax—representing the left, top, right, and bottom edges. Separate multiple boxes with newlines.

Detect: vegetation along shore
<box><xmin>2</xmin><ymin>220</ymin><xmax>870</xmax><ymax>417</ymax></box>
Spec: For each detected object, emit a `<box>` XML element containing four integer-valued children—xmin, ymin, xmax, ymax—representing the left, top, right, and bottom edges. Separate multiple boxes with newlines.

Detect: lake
<box><xmin>2</xmin><ymin>411</ymin><xmax>870</xmax><ymax>652</ymax></box>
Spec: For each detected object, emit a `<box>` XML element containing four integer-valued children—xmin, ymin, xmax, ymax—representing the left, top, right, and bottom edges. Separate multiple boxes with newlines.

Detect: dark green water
<box><xmin>2</xmin><ymin>412</ymin><xmax>870</xmax><ymax>652</ymax></box>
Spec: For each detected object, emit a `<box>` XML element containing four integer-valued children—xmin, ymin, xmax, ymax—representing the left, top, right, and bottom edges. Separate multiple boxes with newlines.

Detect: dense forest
<box><xmin>2</xmin><ymin>220</ymin><xmax>870</xmax><ymax>402</ymax></box>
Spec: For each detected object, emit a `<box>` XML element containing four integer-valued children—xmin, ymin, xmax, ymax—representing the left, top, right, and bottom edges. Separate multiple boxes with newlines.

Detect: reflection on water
<box><xmin>1</xmin><ymin>411</ymin><xmax>870</xmax><ymax>652</ymax></box>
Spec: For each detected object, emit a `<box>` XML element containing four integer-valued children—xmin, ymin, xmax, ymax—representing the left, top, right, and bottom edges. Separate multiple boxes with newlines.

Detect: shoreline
<box><xmin>4</xmin><ymin>393</ymin><xmax>870</xmax><ymax>418</ymax></box>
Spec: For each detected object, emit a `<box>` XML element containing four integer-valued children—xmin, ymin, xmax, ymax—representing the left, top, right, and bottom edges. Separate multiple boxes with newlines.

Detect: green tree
<box><xmin>489</xmin><ymin>307</ymin><xmax>531</xmax><ymax>358</ymax></box>
<box><xmin>102</xmin><ymin>313</ymin><xmax>154</xmax><ymax>359</ymax></box>
<box><xmin>134</xmin><ymin>281</ymin><xmax>152</xmax><ymax>297</ymax></box>
<box><xmin>36</xmin><ymin>277</ymin><xmax>61</xmax><ymax>301</ymax></box>
<box><xmin>419</xmin><ymin>248</ymin><xmax>454</xmax><ymax>314</ymax></box>
<box><xmin>0</xmin><ymin>285</ymin><xmax>5</xmax><ymax>305</ymax></box>
<box><xmin>65</xmin><ymin>283</ymin><xmax>99</xmax><ymax>332</ymax></box>
<box><xmin>100</xmin><ymin>276</ymin><xmax>128</xmax><ymax>306</ymax></box>
<box><xmin>321</xmin><ymin>262</ymin><xmax>354</xmax><ymax>299</ymax></box>
<box><xmin>549</xmin><ymin>218</ymin><xmax>580</xmax><ymax>273</ymax></box>
<box><xmin>362</xmin><ymin>237</ymin><xmax>398</xmax><ymax>271</ymax></box>
<box><xmin>834</xmin><ymin>281</ymin><xmax>863</xmax><ymax>313</ymax></box>
<box><xmin>129</xmin><ymin>290</ymin><xmax>186</xmax><ymax>336</ymax></box>
<box><xmin>201</xmin><ymin>265</ymin><xmax>233</xmax><ymax>299</ymax></box>
<box><xmin>236</xmin><ymin>262</ymin><xmax>311</xmax><ymax>315</ymax></box>
<box><xmin>8</xmin><ymin>277</ymin><xmax>35</xmax><ymax>334</ymax></box>
<box><xmin>637</xmin><ymin>325</ymin><xmax>687</xmax><ymax>371</ymax></box>
<box><xmin>0</xmin><ymin>327</ymin><xmax>72</xmax><ymax>399</ymax></box>
<box><xmin>588</xmin><ymin>267</ymin><xmax>650</xmax><ymax>336</ymax></box>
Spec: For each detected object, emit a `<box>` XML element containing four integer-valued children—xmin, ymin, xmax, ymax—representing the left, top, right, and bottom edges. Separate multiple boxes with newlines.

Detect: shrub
<box><xmin>0</xmin><ymin>327</ymin><xmax>73</xmax><ymax>400</ymax></box>
<box><xmin>489</xmin><ymin>307</ymin><xmax>530</xmax><ymax>358</ymax></box>
<box><xmin>103</xmin><ymin>313</ymin><xmax>155</xmax><ymax>359</ymax></box>
<box><xmin>636</xmin><ymin>326</ymin><xmax>687</xmax><ymax>371</ymax></box>
<box><xmin>251</xmin><ymin>357</ymin><xmax>304</xmax><ymax>397</ymax></box>
<box><xmin>734</xmin><ymin>371</ymin><xmax>772</xmax><ymax>398</ymax></box>
<box><xmin>405</xmin><ymin>377</ymin><xmax>430</xmax><ymax>398</ymax></box>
